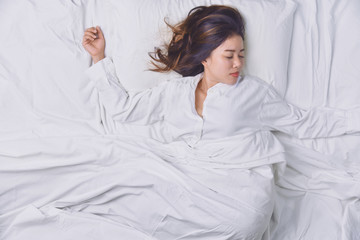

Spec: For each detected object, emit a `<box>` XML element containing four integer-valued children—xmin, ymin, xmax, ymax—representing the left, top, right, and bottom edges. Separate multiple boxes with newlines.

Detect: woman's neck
<box><xmin>199</xmin><ymin>75</ymin><xmax>217</xmax><ymax>93</ymax></box>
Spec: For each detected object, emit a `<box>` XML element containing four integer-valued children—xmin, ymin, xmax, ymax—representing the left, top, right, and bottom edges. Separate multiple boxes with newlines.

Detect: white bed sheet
<box><xmin>0</xmin><ymin>0</ymin><xmax>359</xmax><ymax>239</ymax></box>
<box><xmin>270</xmin><ymin>0</ymin><xmax>360</xmax><ymax>239</ymax></box>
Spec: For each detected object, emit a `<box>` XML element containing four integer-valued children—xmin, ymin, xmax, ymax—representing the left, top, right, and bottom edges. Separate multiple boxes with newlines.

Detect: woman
<box><xmin>82</xmin><ymin>5</ymin><xmax>359</xmax><ymax>240</ymax></box>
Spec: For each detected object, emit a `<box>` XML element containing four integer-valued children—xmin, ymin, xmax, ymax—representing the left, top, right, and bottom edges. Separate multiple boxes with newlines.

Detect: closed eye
<box><xmin>225</xmin><ymin>55</ymin><xmax>244</xmax><ymax>59</ymax></box>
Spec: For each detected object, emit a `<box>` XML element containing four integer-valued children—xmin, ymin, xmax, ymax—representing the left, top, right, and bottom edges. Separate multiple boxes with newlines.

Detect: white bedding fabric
<box><xmin>0</xmin><ymin>136</ymin><xmax>276</xmax><ymax>240</ymax></box>
<box><xmin>1</xmin><ymin>0</ymin><xmax>360</xmax><ymax>239</ymax></box>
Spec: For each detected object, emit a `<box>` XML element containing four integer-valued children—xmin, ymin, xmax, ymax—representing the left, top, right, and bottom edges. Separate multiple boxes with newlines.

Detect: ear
<box><xmin>201</xmin><ymin>59</ymin><xmax>208</xmax><ymax>67</ymax></box>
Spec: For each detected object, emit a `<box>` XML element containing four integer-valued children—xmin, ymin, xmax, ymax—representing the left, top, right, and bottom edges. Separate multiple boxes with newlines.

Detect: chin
<box><xmin>226</xmin><ymin>78</ymin><xmax>238</xmax><ymax>85</ymax></box>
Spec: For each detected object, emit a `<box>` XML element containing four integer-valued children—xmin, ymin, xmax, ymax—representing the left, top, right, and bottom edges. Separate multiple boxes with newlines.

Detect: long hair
<box><xmin>149</xmin><ymin>5</ymin><xmax>245</xmax><ymax>77</ymax></box>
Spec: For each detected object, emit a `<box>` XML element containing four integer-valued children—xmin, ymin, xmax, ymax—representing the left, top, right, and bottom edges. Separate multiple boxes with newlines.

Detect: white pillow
<box><xmin>87</xmin><ymin>0</ymin><xmax>297</xmax><ymax>95</ymax></box>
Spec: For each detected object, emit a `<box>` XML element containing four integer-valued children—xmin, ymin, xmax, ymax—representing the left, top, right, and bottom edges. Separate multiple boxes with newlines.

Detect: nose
<box><xmin>233</xmin><ymin>56</ymin><xmax>243</xmax><ymax>69</ymax></box>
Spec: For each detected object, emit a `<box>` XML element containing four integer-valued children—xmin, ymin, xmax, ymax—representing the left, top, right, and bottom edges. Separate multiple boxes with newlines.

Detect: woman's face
<box><xmin>202</xmin><ymin>34</ymin><xmax>244</xmax><ymax>86</ymax></box>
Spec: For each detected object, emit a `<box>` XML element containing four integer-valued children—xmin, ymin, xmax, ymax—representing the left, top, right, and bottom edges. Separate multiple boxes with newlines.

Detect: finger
<box><xmin>84</xmin><ymin>31</ymin><xmax>97</xmax><ymax>39</ymax></box>
<box><xmin>83</xmin><ymin>34</ymin><xmax>95</xmax><ymax>41</ymax></box>
<box><xmin>82</xmin><ymin>38</ymin><xmax>90</xmax><ymax>46</ymax></box>
<box><xmin>82</xmin><ymin>39</ymin><xmax>91</xmax><ymax>46</ymax></box>
<box><xmin>85</xmin><ymin>27</ymin><xmax>97</xmax><ymax>33</ymax></box>
<box><xmin>96</xmin><ymin>26</ymin><xmax>104</xmax><ymax>39</ymax></box>
<box><xmin>82</xmin><ymin>35</ymin><xmax>95</xmax><ymax>44</ymax></box>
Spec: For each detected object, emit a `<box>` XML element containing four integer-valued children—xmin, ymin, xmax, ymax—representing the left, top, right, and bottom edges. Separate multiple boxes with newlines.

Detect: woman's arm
<box><xmin>259</xmin><ymin>84</ymin><xmax>360</xmax><ymax>139</ymax></box>
<box><xmin>82</xmin><ymin>27</ymin><xmax>169</xmax><ymax>133</ymax></box>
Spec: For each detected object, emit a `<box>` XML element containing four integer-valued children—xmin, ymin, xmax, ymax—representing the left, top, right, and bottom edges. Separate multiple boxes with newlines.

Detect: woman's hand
<box><xmin>82</xmin><ymin>26</ymin><xmax>105</xmax><ymax>64</ymax></box>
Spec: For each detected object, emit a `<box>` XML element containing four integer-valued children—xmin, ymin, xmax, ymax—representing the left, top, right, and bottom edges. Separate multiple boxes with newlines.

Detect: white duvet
<box><xmin>1</xmin><ymin>0</ymin><xmax>360</xmax><ymax>239</ymax></box>
<box><xmin>0</xmin><ymin>135</ymin><xmax>276</xmax><ymax>239</ymax></box>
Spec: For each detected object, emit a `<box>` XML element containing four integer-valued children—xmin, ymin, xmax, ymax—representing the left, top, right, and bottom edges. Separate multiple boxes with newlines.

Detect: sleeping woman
<box><xmin>82</xmin><ymin>5</ymin><xmax>360</xmax><ymax>240</ymax></box>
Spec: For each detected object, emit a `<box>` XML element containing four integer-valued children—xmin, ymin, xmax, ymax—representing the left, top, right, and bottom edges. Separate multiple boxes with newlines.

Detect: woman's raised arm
<box><xmin>82</xmin><ymin>27</ymin><xmax>169</xmax><ymax>134</ymax></box>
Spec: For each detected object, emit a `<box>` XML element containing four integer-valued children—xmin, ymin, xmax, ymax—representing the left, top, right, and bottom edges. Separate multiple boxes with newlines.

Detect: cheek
<box><xmin>206</xmin><ymin>58</ymin><xmax>232</xmax><ymax>73</ymax></box>
<box><xmin>241</xmin><ymin>58</ymin><xmax>245</xmax><ymax>66</ymax></box>
<box><xmin>216</xmin><ymin>59</ymin><xmax>231</xmax><ymax>68</ymax></box>
<box><xmin>223</xmin><ymin>60</ymin><xmax>233</xmax><ymax>70</ymax></box>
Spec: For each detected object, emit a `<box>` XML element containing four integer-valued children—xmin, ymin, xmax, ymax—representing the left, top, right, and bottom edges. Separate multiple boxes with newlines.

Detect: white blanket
<box><xmin>1</xmin><ymin>0</ymin><xmax>360</xmax><ymax>239</ymax></box>
<box><xmin>0</xmin><ymin>135</ymin><xmax>277</xmax><ymax>239</ymax></box>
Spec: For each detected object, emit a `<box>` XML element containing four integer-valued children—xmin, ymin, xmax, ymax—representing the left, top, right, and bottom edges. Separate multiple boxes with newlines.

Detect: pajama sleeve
<box><xmin>259</xmin><ymin>85</ymin><xmax>360</xmax><ymax>139</ymax></box>
<box><xmin>85</xmin><ymin>57</ymin><xmax>169</xmax><ymax>129</ymax></box>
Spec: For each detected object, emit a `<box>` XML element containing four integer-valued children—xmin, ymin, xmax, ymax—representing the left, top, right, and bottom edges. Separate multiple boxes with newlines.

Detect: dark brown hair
<box><xmin>149</xmin><ymin>5</ymin><xmax>245</xmax><ymax>77</ymax></box>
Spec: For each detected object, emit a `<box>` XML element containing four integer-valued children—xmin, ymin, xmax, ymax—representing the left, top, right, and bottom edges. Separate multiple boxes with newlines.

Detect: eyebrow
<box><xmin>224</xmin><ymin>49</ymin><xmax>245</xmax><ymax>52</ymax></box>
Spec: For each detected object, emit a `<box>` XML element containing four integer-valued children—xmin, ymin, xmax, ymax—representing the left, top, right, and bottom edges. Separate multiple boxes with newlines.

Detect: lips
<box><xmin>230</xmin><ymin>72</ymin><xmax>239</xmax><ymax>77</ymax></box>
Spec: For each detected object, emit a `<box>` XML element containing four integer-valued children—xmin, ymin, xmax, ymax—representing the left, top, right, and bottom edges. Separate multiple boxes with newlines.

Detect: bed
<box><xmin>0</xmin><ymin>0</ymin><xmax>359</xmax><ymax>239</ymax></box>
